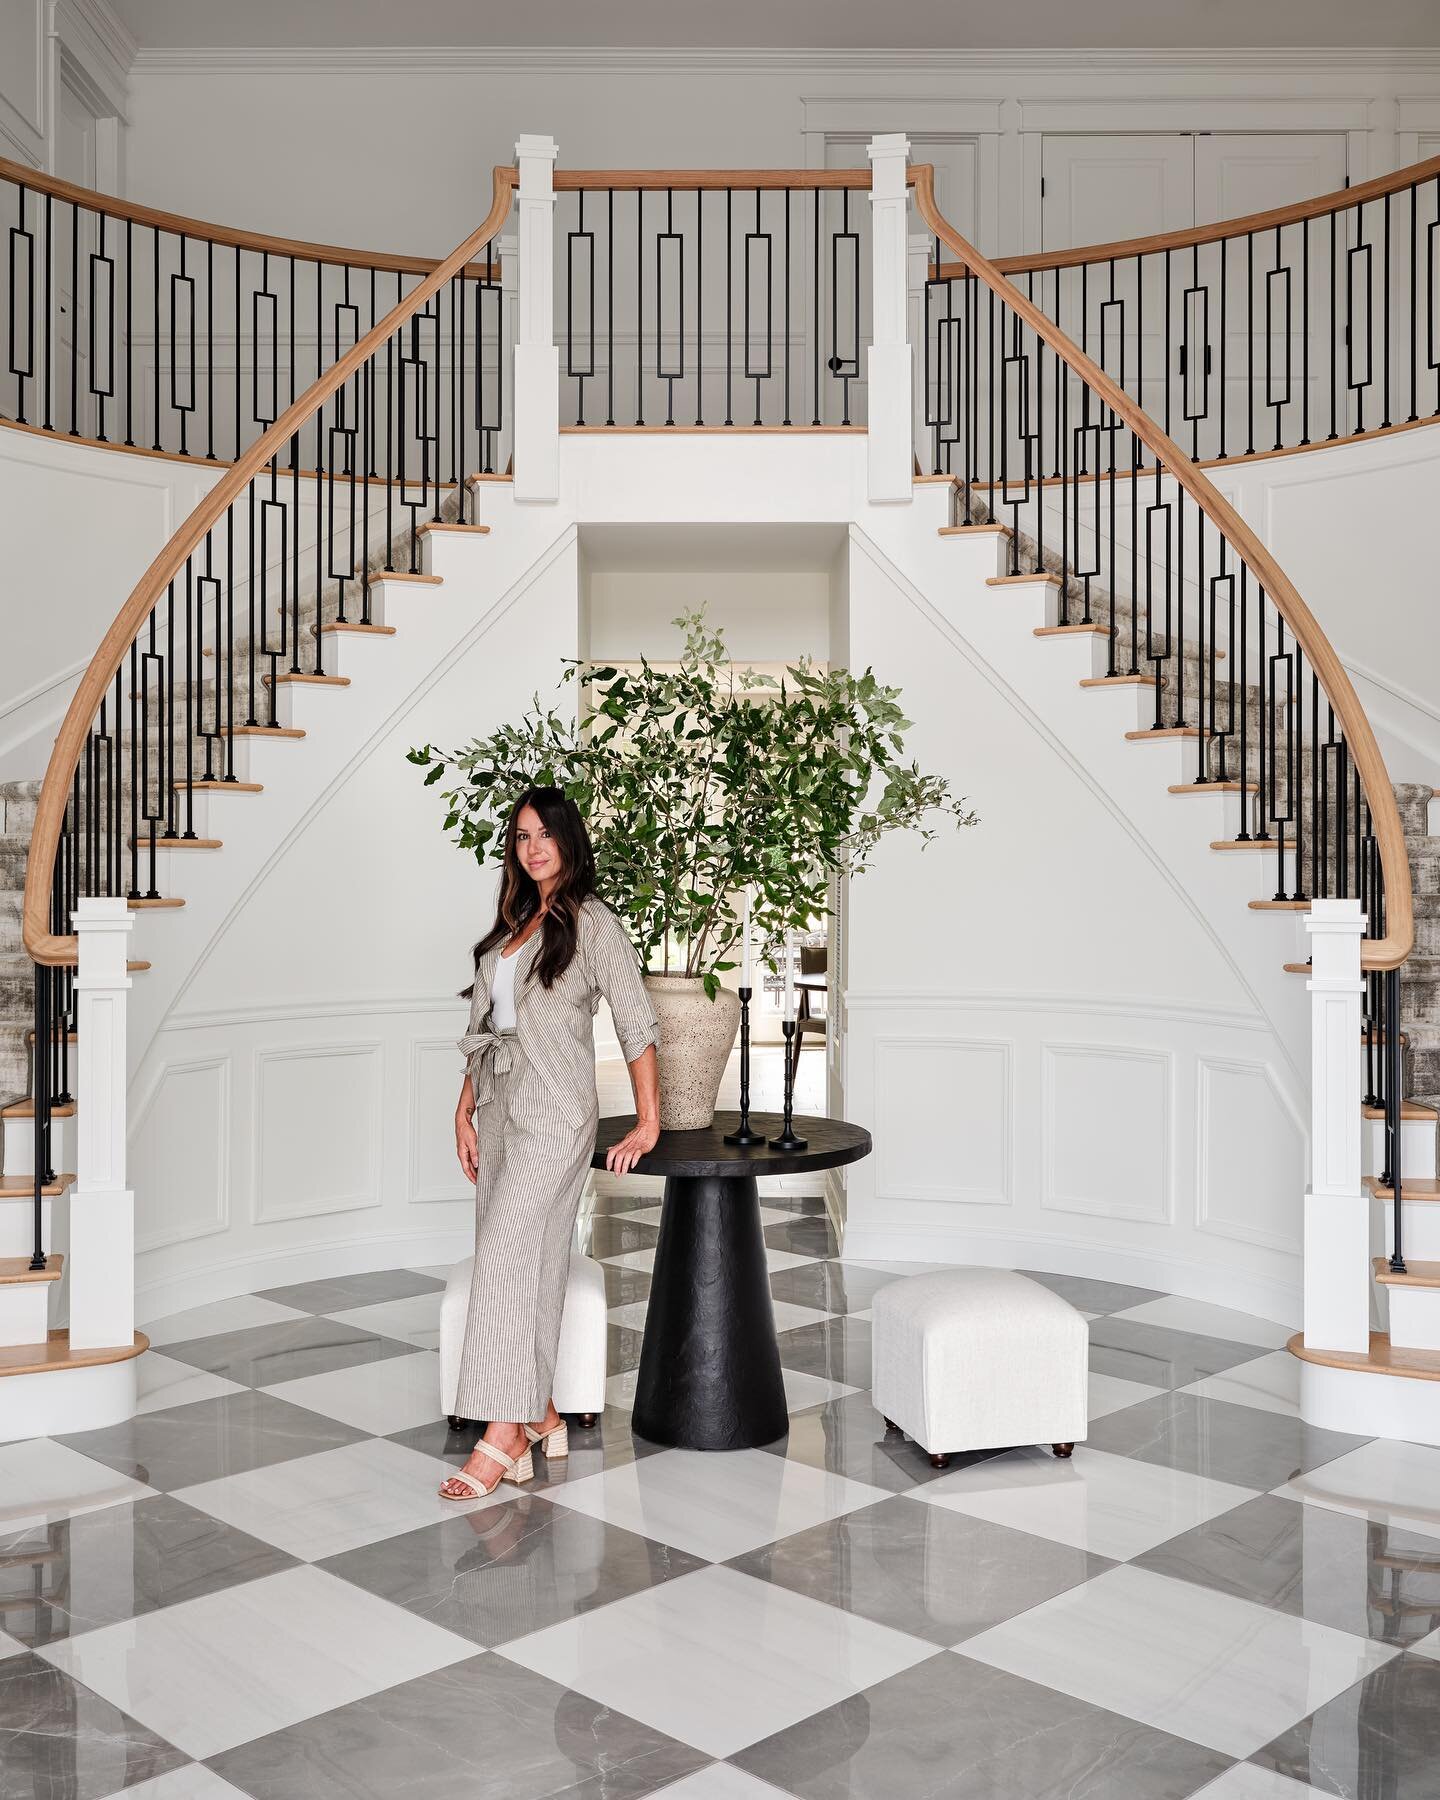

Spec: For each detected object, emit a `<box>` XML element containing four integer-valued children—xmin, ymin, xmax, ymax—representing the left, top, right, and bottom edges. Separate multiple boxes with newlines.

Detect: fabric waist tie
<box><xmin>458</xmin><ymin>1024</ymin><xmax>517</xmax><ymax>1108</ymax></box>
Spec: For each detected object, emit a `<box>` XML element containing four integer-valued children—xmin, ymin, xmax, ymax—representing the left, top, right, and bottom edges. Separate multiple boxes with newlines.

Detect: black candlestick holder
<box><xmin>724</xmin><ymin>986</ymin><xmax>766</xmax><ymax>1146</ymax></box>
<box><xmin>769</xmin><ymin>1019</ymin><xmax>808</xmax><ymax>1151</ymax></box>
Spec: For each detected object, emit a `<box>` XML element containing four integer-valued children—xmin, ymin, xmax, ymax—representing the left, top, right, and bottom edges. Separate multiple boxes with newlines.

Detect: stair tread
<box><xmin>0</xmin><ymin>1328</ymin><xmax>148</xmax><ymax>1378</ymax></box>
<box><xmin>0</xmin><ymin>1253</ymin><xmax>62</xmax><ymax>1282</ymax></box>
<box><xmin>1365</xmin><ymin>1101</ymin><xmax>1437</xmax><ymax>1120</ymax></box>
<box><xmin>1287</xmin><ymin>1329</ymin><xmax>1440</xmax><ymax>1381</ymax></box>
<box><xmin>0</xmin><ymin>1173</ymin><xmax>74</xmax><ymax>1197</ymax></box>
<box><xmin>1374</xmin><ymin>1255</ymin><xmax>1440</xmax><ymax>1287</ymax></box>
<box><xmin>1367</xmin><ymin>1177</ymin><xmax>1440</xmax><ymax>1201</ymax></box>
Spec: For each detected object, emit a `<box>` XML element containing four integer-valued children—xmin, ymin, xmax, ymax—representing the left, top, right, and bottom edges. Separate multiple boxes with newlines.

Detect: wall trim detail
<box><xmin>1194</xmin><ymin>1053</ymin><xmax>1305</xmax><ymax>1255</ymax></box>
<box><xmin>407</xmin><ymin>1036</ymin><xmax>472</xmax><ymax>1206</ymax></box>
<box><xmin>873</xmin><ymin>1032</ymin><xmax>1014</xmax><ymax>1207</ymax></box>
<box><xmin>130</xmin><ymin>1052</ymin><xmax>231</xmax><ymax>1253</ymax></box>
<box><xmin>252</xmin><ymin>1040</ymin><xmax>384</xmax><ymax>1224</ymax></box>
<box><xmin>844</xmin><ymin>986</ymin><xmax>1268</xmax><ymax>1032</ymax></box>
<box><xmin>1040</xmin><ymin>1041</ymin><xmax>1173</xmax><ymax>1224</ymax></box>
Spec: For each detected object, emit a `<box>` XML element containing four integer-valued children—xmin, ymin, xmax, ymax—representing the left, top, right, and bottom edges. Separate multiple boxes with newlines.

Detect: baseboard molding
<box><xmin>838</xmin><ymin>1217</ymin><xmax>1301</xmax><ymax>1328</ymax></box>
<box><xmin>135</xmin><ymin>1225</ymin><xmax>474</xmax><ymax>1323</ymax></box>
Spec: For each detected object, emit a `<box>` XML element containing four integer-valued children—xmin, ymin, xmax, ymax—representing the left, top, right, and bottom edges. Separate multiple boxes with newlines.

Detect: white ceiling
<box><xmin>107</xmin><ymin>0</ymin><xmax>1440</xmax><ymax>52</ymax></box>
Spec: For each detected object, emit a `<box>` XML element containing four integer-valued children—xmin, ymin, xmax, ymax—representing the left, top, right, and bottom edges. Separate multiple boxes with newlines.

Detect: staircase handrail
<box><xmin>911</xmin><ymin>163</ymin><xmax>1414</xmax><ymax>972</ymax></box>
<box><xmin>20</xmin><ymin>164</ymin><xmax>518</xmax><ymax>969</ymax></box>
<box><xmin>932</xmin><ymin>151</ymin><xmax>1440</xmax><ymax>279</ymax></box>
<box><xmin>0</xmin><ymin>153</ymin><xmax>506</xmax><ymax>278</ymax></box>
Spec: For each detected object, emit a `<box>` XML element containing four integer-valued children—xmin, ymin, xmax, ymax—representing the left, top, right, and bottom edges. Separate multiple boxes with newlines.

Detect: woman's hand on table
<box><xmin>605</xmin><ymin>1116</ymin><xmax>660</xmax><ymax>1178</ymax></box>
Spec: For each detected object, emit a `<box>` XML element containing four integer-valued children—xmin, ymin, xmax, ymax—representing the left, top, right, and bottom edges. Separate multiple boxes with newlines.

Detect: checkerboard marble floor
<box><xmin>6</xmin><ymin>1181</ymin><xmax>1440</xmax><ymax>1798</ymax></box>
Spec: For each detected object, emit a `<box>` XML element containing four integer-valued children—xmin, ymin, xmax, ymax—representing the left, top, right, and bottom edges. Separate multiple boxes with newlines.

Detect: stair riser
<box><xmin>0</xmin><ymin>1282</ymin><xmax>51</xmax><ymax>1349</ymax></box>
<box><xmin>0</xmin><ymin>1200</ymin><xmax>52</xmax><ymax>1259</ymax></box>
<box><xmin>1363</xmin><ymin>1116</ymin><xmax>1438</xmax><ymax>1181</ymax></box>
<box><xmin>1379</xmin><ymin>1201</ymin><xmax>1440</xmax><ymax>1262</ymax></box>
<box><xmin>1385</xmin><ymin>1285</ymin><xmax>1440</xmax><ymax>1352</ymax></box>
<box><xmin>3</xmin><ymin>1116</ymin><xmax>74</xmax><ymax>1180</ymax></box>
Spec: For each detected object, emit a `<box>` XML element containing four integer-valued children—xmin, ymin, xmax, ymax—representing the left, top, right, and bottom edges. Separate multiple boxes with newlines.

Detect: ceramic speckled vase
<box><xmin>644</xmin><ymin>974</ymin><xmax>742</xmax><ymax>1130</ymax></box>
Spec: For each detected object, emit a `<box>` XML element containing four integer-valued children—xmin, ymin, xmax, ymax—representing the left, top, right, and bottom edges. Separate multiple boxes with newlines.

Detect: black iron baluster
<box><xmin>69</xmin><ymin>201</ymin><xmax>79</xmax><ymax>436</ymax></box>
<box><xmin>696</xmin><ymin>188</ymin><xmax>704</xmax><ymax>426</ymax></box>
<box><xmin>151</xmin><ymin>225</ymin><xmax>161</xmax><ymax>450</ymax></box>
<box><xmin>783</xmin><ymin>187</ymin><xmax>791</xmax><ymax>427</ymax></box>
<box><xmin>1389</xmin><ymin>965</ymin><xmax>1406</xmax><ymax>1273</ymax></box>
<box><xmin>1301</xmin><ymin>218</ymin><xmax>1311</xmax><ymax>445</ymax></box>
<box><xmin>124</xmin><ymin>215</ymin><xmax>133</xmax><ymax>444</ymax></box>
<box><xmin>1382</xmin><ymin>192</ymin><xmax>1392</xmax><ymax>429</ymax></box>
<box><xmin>636</xmin><ymin>188</ymin><xmax>644</xmax><ymax>426</ymax></box>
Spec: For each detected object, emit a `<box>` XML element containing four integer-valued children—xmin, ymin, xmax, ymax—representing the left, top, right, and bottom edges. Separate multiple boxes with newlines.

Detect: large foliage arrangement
<box><xmin>408</xmin><ymin>608</ymin><xmax>976</xmax><ymax>995</ymax></box>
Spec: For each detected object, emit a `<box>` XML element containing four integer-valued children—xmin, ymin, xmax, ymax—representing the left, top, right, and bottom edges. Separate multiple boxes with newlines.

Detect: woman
<box><xmin>438</xmin><ymin>786</ymin><xmax>661</xmax><ymax>1500</ymax></box>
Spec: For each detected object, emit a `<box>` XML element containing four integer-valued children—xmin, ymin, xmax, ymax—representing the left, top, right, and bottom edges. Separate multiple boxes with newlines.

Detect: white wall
<box><xmin>116</xmin><ymin>51</ymin><xmax>1440</xmax><ymax>262</ymax></box>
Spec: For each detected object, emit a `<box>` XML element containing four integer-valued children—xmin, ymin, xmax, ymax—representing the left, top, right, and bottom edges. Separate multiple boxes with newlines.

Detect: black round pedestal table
<box><xmin>592</xmin><ymin>1114</ymin><xmax>872</xmax><ymax>1451</ymax></box>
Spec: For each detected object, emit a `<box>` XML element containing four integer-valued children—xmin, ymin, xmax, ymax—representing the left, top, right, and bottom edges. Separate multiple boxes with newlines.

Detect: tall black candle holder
<box><xmin>724</xmin><ymin>986</ymin><xmax>766</xmax><ymax>1146</ymax></box>
<box><xmin>769</xmin><ymin>1019</ymin><xmax>808</xmax><ymax>1151</ymax></box>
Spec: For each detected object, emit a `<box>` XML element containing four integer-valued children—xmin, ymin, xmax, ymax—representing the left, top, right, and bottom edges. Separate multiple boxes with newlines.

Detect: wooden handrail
<box><xmin>932</xmin><ymin>151</ymin><xmax>1440</xmax><ymax>280</ymax></box>
<box><xmin>0</xmin><ymin>153</ymin><xmax>510</xmax><ymax>278</ymax></box>
<box><xmin>912</xmin><ymin>164</ymin><xmax>1413</xmax><ymax>971</ymax></box>
<box><xmin>21</xmin><ymin>166</ymin><xmax>518</xmax><ymax>968</ymax></box>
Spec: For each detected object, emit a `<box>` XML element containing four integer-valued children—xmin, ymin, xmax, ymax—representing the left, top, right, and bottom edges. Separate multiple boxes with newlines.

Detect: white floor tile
<box><xmin>39</xmin><ymin>1564</ymin><xmax>475</xmax><ymax>1760</ymax></box>
<box><xmin>604</xmin><ymin>1364</ymin><xmax>855</xmax><ymax>1417</ymax></box>
<box><xmin>404</xmin><ymin>1264</ymin><xmax>454</xmax><ymax>1281</ymax></box>
<box><xmin>0</xmin><ymin>1438</ymin><xmax>155</xmax><ymax>1532</ymax></box>
<box><xmin>1106</xmin><ymin>1296</ymin><xmax>1294</xmax><ymax>1349</ymax></box>
<box><xmin>602</xmin><ymin>1245</ymin><xmax>813</xmax><ymax>1275</ymax></box>
<box><xmin>1274</xmin><ymin>1438</ymin><xmax>1440</xmax><ymax>1543</ymax></box>
<box><xmin>261</xmin><ymin>1350</ymin><xmax>443</xmax><ymax>1436</ymax></box>
<box><xmin>959</xmin><ymin>1563</ymin><xmax>1395</xmax><ymax>1759</ymax></box>
<box><xmin>1193</xmin><ymin>1764</ymin><xmax>1340</xmax><ymax>1799</ymax></box>
<box><xmin>102</xmin><ymin>1767</ymin><xmax>254</xmax><ymax>1799</ymax></box>
<box><xmin>172</xmin><ymin>1435</ymin><xmax>512</xmax><ymax>1562</ymax></box>
<box><xmin>1183</xmin><ymin>1351</ymin><xmax>1302</xmax><ymax>1419</ymax></box>
<box><xmin>323</xmin><ymin>1292</ymin><xmax>442</xmax><ymax>1349</ymax></box>
<box><xmin>0</xmin><ymin>1627</ymin><xmax>25</xmax><ymax>1659</ymax></box>
<box><xmin>503</xmin><ymin>1564</ymin><xmax>932</xmax><ymax>1759</ymax></box>
<box><xmin>141</xmin><ymin>1293</ymin><xmax>309</xmax><ymax>1346</ymax></box>
<box><xmin>543</xmin><ymin>1446</ymin><xmax>891</xmax><ymax>1562</ymax></box>
<box><xmin>1411</xmin><ymin>1626</ymin><xmax>1440</xmax><ymax>1663</ymax></box>
<box><xmin>1087</xmin><ymin>1371</ymin><xmax>1166</xmax><ymax>1420</ymax></box>
<box><xmin>135</xmin><ymin>1352</ymin><xmax>245</xmax><ymax>1416</ymax></box>
<box><xmin>652</xmin><ymin>1766</ymin><xmax>796</xmax><ymax>1799</ymax></box>
<box><xmin>916</xmin><ymin>1445</ymin><xmax>1259</xmax><ymax>1561</ymax></box>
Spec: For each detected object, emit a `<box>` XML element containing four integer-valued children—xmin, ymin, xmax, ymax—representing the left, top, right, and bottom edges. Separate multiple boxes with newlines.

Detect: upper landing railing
<box><xmin>932</xmin><ymin>154</ymin><xmax>1440</xmax><ymax>469</ymax></box>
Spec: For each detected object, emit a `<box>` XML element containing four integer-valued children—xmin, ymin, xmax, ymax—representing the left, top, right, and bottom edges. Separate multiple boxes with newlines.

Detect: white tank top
<box><xmin>490</xmin><ymin>947</ymin><xmax>520</xmax><ymax>1031</ymax></box>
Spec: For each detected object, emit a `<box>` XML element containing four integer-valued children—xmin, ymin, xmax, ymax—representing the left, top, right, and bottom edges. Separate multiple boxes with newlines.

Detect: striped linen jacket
<box><xmin>458</xmin><ymin>897</ymin><xmax>661</xmax><ymax>1129</ymax></box>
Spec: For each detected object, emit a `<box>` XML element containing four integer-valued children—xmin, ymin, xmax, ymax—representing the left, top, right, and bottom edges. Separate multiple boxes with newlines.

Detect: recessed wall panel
<box><xmin>1042</xmin><ymin>1043</ymin><xmax>1171</xmax><ymax>1222</ymax></box>
<box><xmin>254</xmin><ymin>1042</ymin><xmax>382</xmax><ymax>1222</ymax></box>
<box><xmin>874</xmin><ymin>1036</ymin><xmax>1012</xmax><ymax>1205</ymax></box>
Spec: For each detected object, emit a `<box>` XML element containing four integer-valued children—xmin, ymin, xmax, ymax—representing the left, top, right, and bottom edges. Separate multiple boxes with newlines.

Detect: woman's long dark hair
<box><xmin>460</xmin><ymin>786</ymin><xmax>596</xmax><ymax>998</ymax></box>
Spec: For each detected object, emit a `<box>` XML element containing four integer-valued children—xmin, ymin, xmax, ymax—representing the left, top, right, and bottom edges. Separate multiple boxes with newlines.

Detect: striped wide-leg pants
<box><xmin>454</xmin><ymin>1035</ymin><xmax>596</xmax><ymax>1422</ymax></box>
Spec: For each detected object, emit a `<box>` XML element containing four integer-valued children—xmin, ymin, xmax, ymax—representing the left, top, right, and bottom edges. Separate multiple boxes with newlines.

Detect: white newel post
<box><xmin>866</xmin><ymin>133</ymin><xmax>913</xmax><ymax>504</ymax></box>
<box><xmin>906</xmin><ymin>232</ymin><xmax>932</xmax><ymax>479</ymax></box>
<box><xmin>512</xmin><ymin>133</ymin><xmax>560</xmax><ymax>503</ymax></box>
<box><xmin>1303</xmin><ymin>897</ymin><xmax>1370</xmax><ymax>1353</ymax></box>
<box><xmin>498</xmin><ymin>232</ymin><xmax>518</xmax><ymax>478</ymax></box>
<box><xmin>68</xmin><ymin>897</ymin><xmax>134</xmax><ymax>1350</ymax></box>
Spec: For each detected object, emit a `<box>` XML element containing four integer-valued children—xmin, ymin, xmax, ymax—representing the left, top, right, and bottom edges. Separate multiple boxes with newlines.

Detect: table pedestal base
<box><xmin>631</xmin><ymin>1173</ymin><xmax>788</xmax><ymax>1451</ymax></box>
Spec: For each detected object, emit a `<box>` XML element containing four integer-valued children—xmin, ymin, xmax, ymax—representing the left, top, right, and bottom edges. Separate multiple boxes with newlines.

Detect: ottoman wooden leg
<box><xmin>928</xmin><ymin>1452</ymin><xmax>950</xmax><ymax>1469</ymax></box>
<box><xmin>882</xmin><ymin>1417</ymin><xmax>899</xmax><ymax>1433</ymax></box>
<box><xmin>577</xmin><ymin>1412</ymin><xmax>599</xmax><ymax>1430</ymax></box>
<box><xmin>447</xmin><ymin>1415</ymin><xmax>467</xmax><ymax>1430</ymax></box>
<box><xmin>1052</xmin><ymin>1442</ymin><xmax>1075</xmax><ymax>1459</ymax></box>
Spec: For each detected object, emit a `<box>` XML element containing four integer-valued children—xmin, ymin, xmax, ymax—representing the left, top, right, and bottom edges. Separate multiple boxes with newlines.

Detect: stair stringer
<box><xmin>844</xmin><ymin>518</ymin><xmax>1312</xmax><ymax>1323</ymax></box>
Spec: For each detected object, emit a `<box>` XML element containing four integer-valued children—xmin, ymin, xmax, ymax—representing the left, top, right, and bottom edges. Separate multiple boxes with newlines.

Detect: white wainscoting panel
<box><xmin>1041</xmin><ymin>1043</ymin><xmax>1172</xmax><ymax>1224</ymax></box>
<box><xmin>409</xmin><ymin>1037</ymin><xmax>472</xmax><ymax>1205</ymax></box>
<box><xmin>132</xmin><ymin>1056</ymin><xmax>231</xmax><ymax>1253</ymax></box>
<box><xmin>874</xmin><ymin>1035</ymin><xmax>1012</xmax><ymax>1206</ymax></box>
<box><xmin>1196</xmin><ymin>1055</ymin><xmax>1305</xmax><ymax>1256</ymax></box>
<box><xmin>253</xmin><ymin>1041</ymin><xmax>383</xmax><ymax>1223</ymax></box>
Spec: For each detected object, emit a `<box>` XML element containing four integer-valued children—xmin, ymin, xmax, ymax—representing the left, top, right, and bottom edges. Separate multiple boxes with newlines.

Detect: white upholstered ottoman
<box><xmin>439</xmin><ymin>1252</ymin><xmax>608</xmax><ymax>1428</ymax></box>
<box><xmin>872</xmin><ymin>1268</ymin><xmax>1088</xmax><ymax>1466</ymax></box>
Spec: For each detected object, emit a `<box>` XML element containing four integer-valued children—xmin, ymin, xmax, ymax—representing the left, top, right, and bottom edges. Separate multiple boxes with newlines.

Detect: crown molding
<box><xmin>128</xmin><ymin>44</ymin><xmax>1440</xmax><ymax>78</ymax></box>
<box><xmin>54</xmin><ymin>0</ymin><xmax>136</xmax><ymax>115</ymax></box>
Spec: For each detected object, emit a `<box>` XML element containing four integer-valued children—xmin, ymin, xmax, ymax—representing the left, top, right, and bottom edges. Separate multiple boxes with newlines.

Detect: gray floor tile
<box><xmin>588</xmin><ymin>1191</ymin><xmax>663</xmax><ymax>1216</ymax></box>
<box><xmin>728</xmin><ymin>1494</ymin><xmax>1110</xmax><ymax>1647</ymax></box>
<box><xmin>319</xmin><ymin>1493</ymin><xmax>705</xmax><ymax>1648</ymax></box>
<box><xmin>388</xmin><ymin>1405</ymin><xmax>664</xmax><ymax>1483</ymax></box>
<box><xmin>776</xmin><ymin>1317</ymin><xmax>872</xmax><ymax>1388</ymax></box>
<box><xmin>253</xmin><ymin>1269</ymin><xmax>445</xmax><ymax>1314</ymax></box>
<box><xmin>1136</xmin><ymin>1495</ymin><xmax>1440</xmax><ymax>1649</ymax></box>
<box><xmin>56</xmin><ymin>1390</ymin><xmax>368</xmax><ymax>1492</ymax></box>
<box><xmin>1017</xmin><ymin>1270</ymin><xmax>1167</xmax><ymax>1315</ymax></box>
<box><xmin>159</xmin><ymin>1316</ymin><xmax>422</xmax><ymax>1388</ymax></box>
<box><xmin>768</xmin><ymin>1261</ymin><xmax>898</xmax><ymax>1317</ymax></box>
<box><xmin>0</xmin><ymin>1494</ymin><xmax>297</xmax><ymax>1648</ymax></box>
<box><xmin>762</xmin><ymin>1390</ymin><xmax>990</xmax><ymax>1493</ymax></box>
<box><xmin>0</xmin><ymin>1650</ymin><xmax>189</xmax><ymax>1798</ymax></box>
<box><xmin>1087</xmin><ymin>1318</ymin><xmax>1274</xmax><ymax>1388</ymax></box>
<box><xmin>207</xmin><ymin>1650</ymin><xmax>708</xmax><ymax>1799</ymax></box>
<box><xmin>609</xmin><ymin>1321</ymin><xmax>646</xmax><ymax>1375</ymax></box>
<box><xmin>1254</xmin><ymin>1651</ymin><xmax>1440</xmax><ymax>1798</ymax></box>
<box><xmin>1086</xmin><ymin>1392</ymin><xmax>1369</xmax><ymax>1490</ymax></box>
<box><xmin>763</xmin><ymin>1217</ymin><xmax>839</xmax><ymax>1259</ymax></box>
<box><xmin>602</xmin><ymin>1263</ymin><xmax>654</xmax><ymax>1309</ymax></box>
<box><xmin>583</xmin><ymin>1215</ymin><xmax>662</xmax><ymax>1261</ymax></box>
<box><xmin>732</xmin><ymin>1650</ymin><xmax>1232</xmax><ymax>1798</ymax></box>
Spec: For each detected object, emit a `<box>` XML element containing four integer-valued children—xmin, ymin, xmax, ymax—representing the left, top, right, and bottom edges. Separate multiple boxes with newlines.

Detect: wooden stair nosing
<box><xmin>173</xmin><ymin>780</ymin><xmax>263</xmax><ymax>792</ymax></box>
<box><xmin>1</xmin><ymin>1100</ymin><xmax>75</xmax><ymax>1120</ymax></box>
<box><xmin>0</xmin><ymin>1253</ymin><xmax>62</xmax><ymax>1283</ymax></box>
<box><xmin>0</xmin><ymin>1173</ymin><xmax>74</xmax><ymax>1198</ymax></box>
<box><xmin>1249</xmin><ymin>899</ymin><xmax>1311</xmax><ymax>911</ymax></box>
<box><xmin>129</xmin><ymin>897</ymin><xmax>186</xmax><ymax>909</ymax></box>
<box><xmin>938</xmin><ymin>522</ymin><xmax>1013</xmax><ymax>538</ymax></box>
<box><xmin>367</xmin><ymin>570</ymin><xmax>443</xmax><ymax>585</ymax></box>
<box><xmin>1366</xmin><ymin>1176</ymin><xmax>1440</xmax><ymax>1202</ymax></box>
<box><xmin>1364</xmin><ymin>1101</ymin><xmax>1438</xmax><ymax>1121</ymax></box>
<box><xmin>314</xmin><ymin>622</ymin><xmax>397</xmax><ymax>636</ymax></box>
<box><xmin>1169</xmin><ymin>781</ymin><xmax>1258</xmax><ymax>795</ymax></box>
<box><xmin>0</xmin><ymin>1328</ymin><xmax>148</xmax><ymax>1379</ymax></box>
<box><xmin>1080</xmin><ymin>674</ymin><xmax>1159</xmax><ymax>689</ymax></box>
<box><xmin>989</xmin><ymin>573</ymin><xmax>1062</xmax><ymax>588</ymax></box>
<box><xmin>1211</xmin><ymin>837</ymin><xmax>1298</xmax><ymax>853</ymax></box>
<box><xmin>262</xmin><ymin>672</ymin><xmax>351</xmax><ymax>689</ymax></box>
<box><xmin>1288</xmin><ymin>1329</ymin><xmax>1440</xmax><ymax>1382</ymax></box>
<box><xmin>1034</xmin><ymin>624</ymin><xmax>1108</xmax><ymax>638</ymax></box>
<box><xmin>414</xmin><ymin>521</ymin><xmax>490</xmax><ymax>538</ymax></box>
<box><xmin>225</xmin><ymin>725</ymin><xmax>306</xmax><ymax>739</ymax></box>
<box><xmin>1373</xmin><ymin>1255</ymin><xmax>1440</xmax><ymax>1289</ymax></box>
